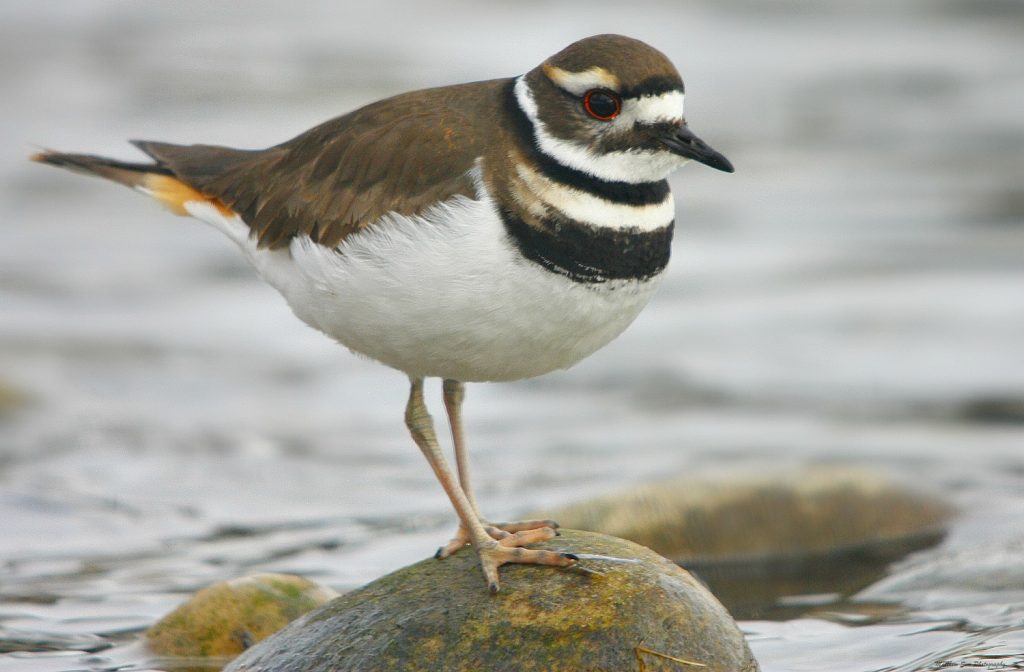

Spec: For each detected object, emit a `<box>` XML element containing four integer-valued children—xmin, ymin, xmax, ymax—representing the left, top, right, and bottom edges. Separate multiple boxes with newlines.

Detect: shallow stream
<box><xmin>1</xmin><ymin>2</ymin><xmax>1023</xmax><ymax>670</ymax></box>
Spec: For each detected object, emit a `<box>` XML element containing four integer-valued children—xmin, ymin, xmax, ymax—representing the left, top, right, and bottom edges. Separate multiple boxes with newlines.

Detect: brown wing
<box><xmin>133</xmin><ymin>79</ymin><xmax>505</xmax><ymax>249</ymax></box>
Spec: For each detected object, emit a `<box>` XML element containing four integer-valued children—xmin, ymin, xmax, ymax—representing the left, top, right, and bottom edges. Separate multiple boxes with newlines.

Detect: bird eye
<box><xmin>583</xmin><ymin>89</ymin><xmax>621</xmax><ymax>121</ymax></box>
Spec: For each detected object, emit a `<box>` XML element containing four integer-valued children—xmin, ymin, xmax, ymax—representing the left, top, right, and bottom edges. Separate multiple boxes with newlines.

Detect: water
<box><xmin>1</xmin><ymin>1</ymin><xmax>1023</xmax><ymax>670</ymax></box>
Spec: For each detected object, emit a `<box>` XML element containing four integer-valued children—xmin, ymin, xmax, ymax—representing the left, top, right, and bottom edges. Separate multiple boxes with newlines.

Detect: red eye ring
<box><xmin>583</xmin><ymin>89</ymin><xmax>621</xmax><ymax>121</ymax></box>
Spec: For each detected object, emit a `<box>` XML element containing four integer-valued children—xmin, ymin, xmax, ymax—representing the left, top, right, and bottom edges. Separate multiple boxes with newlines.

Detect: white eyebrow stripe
<box><xmin>543</xmin><ymin>64</ymin><xmax>620</xmax><ymax>96</ymax></box>
<box><xmin>515</xmin><ymin>163</ymin><xmax>675</xmax><ymax>232</ymax></box>
<box><xmin>616</xmin><ymin>91</ymin><xmax>685</xmax><ymax>126</ymax></box>
<box><xmin>514</xmin><ymin>76</ymin><xmax>686</xmax><ymax>184</ymax></box>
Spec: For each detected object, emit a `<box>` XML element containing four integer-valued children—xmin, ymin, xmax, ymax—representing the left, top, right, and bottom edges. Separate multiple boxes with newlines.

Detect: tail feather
<box><xmin>31</xmin><ymin>150</ymin><xmax>172</xmax><ymax>189</ymax></box>
<box><xmin>32</xmin><ymin>148</ymin><xmax>235</xmax><ymax>218</ymax></box>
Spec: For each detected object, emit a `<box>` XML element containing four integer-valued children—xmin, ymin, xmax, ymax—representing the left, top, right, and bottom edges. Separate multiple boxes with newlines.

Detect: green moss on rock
<box><xmin>226</xmin><ymin>530</ymin><xmax>758</xmax><ymax>672</ymax></box>
<box><xmin>146</xmin><ymin>573</ymin><xmax>338</xmax><ymax>660</ymax></box>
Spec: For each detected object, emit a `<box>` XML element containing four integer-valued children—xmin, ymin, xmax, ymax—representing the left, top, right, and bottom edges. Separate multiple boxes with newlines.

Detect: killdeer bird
<box><xmin>33</xmin><ymin>34</ymin><xmax>733</xmax><ymax>592</ymax></box>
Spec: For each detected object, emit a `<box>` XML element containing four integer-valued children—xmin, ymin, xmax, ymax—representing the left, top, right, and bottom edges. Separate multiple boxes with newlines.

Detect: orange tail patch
<box><xmin>143</xmin><ymin>174</ymin><xmax>235</xmax><ymax>218</ymax></box>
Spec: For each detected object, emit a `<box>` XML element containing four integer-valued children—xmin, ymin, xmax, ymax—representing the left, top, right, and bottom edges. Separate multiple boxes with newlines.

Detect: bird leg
<box><xmin>405</xmin><ymin>378</ymin><xmax>574</xmax><ymax>592</ymax></box>
<box><xmin>435</xmin><ymin>379</ymin><xmax>560</xmax><ymax>560</ymax></box>
<box><xmin>442</xmin><ymin>379</ymin><xmax>481</xmax><ymax>516</ymax></box>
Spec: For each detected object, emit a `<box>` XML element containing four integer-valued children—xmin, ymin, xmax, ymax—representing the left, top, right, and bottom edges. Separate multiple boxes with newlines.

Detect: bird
<box><xmin>32</xmin><ymin>34</ymin><xmax>733</xmax><ymax>593</ymax></box>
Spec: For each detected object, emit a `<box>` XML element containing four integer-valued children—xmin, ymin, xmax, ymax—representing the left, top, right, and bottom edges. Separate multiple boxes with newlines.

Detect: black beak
<box><xmin>663</xmin><ymin>125</ymin><xmax>734</xmax><ymax>173</ymax></box>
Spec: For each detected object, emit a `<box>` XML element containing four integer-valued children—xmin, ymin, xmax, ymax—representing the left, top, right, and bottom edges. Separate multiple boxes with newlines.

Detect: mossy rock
<box><xmin>545</xmin><ymin>467</ymin><xmax>952</xmax><ymax>564</ymax></box>
<box><xmin>146</xmin><ymin>573</ymin><xmax>338</xmax><ymax>660</ymax></box>
<box><xmin>225</xmin><ymin>530</ymin><xmax>758</xmax><ymax>672</ymax></box>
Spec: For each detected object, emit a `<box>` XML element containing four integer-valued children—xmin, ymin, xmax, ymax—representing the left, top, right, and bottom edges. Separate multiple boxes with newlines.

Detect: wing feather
<box><xmin>132</xmin><ymin>78</ymin><xmax>505</xmax><ymax>249</ymax></box>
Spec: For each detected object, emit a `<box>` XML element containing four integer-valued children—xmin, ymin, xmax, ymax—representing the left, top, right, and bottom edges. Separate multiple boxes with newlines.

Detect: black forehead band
<box><xmin>619</xmin><ymin>75</ymin><xmax>684</xmax><ymax>99</ymax></box>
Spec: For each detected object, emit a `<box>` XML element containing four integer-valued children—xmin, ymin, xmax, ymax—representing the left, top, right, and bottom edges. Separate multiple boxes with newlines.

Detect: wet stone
<box><xmin>146</xmin><ymin>573</ymin><xmax>338</xmax><ymax>661</ymax></box>
<box><xmin>543</xmin><ymin>467</ymin><xmax>953</xmax><ymax>619</ymax></box>
<box><xmin>225</xmin><ymin>530</ymin><xmax>759</xmax><ymax>672</ymax></box>
<box><xmin>955</xmin><ymin>395</ymin><xmax>1024</xmax><ymax>424</ymax></box>
<box><xmin>545</xmin><ymin>467</ymin><xmax>952</xmax><ymax>564</ymax></box>
<box><xmin>0</xmin><ymin>378</ymin><xmax>30</xmax><ymax>417</ymax></box>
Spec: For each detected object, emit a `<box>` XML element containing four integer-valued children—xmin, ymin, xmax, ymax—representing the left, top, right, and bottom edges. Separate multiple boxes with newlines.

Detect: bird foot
<box><xmin>477</xmin><ymin>531</ymin><xmax>577</xmax><ymax>593</ymax></box>
<box><xmin>435</xmin><ymin>518</ymin><xmax>560</xmax><ymax>559</ymax></box>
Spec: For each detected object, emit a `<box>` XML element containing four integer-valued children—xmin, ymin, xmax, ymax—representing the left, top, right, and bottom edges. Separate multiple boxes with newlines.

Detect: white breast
<box><xmin>185</xmin><ymin>192</ymin><xmax>663</xmax><ymax>382</ymax></box>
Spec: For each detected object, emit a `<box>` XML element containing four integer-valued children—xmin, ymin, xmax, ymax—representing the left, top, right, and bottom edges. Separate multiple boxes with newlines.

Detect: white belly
<box><xmin>186</xmin><ymin>194</ymin><xmax>663</xmax><ymax>382</ymax></box>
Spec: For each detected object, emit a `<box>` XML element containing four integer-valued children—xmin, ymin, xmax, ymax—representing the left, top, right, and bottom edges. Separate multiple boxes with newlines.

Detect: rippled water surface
<box><xmin>2</xmin><ymin>1</ymin><xmax>1023</xmax><ymax>670</ymax></box>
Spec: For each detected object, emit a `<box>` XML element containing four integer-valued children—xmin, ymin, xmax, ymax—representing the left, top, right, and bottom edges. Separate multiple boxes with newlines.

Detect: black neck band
<box><xmin>500</xmin><ymin>207</ymin><xmax>673</xmax><ymax>283</ymax></box>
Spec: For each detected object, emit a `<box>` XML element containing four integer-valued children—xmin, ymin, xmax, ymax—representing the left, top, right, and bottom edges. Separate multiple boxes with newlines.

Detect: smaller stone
<box><xmin>541</xmin><ymin>467</ymin><xmax>953</xmax><ymax>618</ymax></box>
<box><xmin>544</xmin><ymin>467</ymin><xmax>952</xmax><ymax>564</ymax></box>
<box><xmin>0</xmin><ymin>379</ymin><xmax>30</xmax><ymax>417</ymax></box>
<box><xmin>955</xmin><ymin>395</ymin><xmax>1024</xmax><ymax>424</ymax></box>
<box><xmin>146</xmin><ymin>573</ymin><xmax>338</xmax><ymax>660</ymax></box>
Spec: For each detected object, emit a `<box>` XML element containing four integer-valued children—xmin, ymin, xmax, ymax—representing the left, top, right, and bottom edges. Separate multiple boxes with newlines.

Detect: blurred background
<box><xmin>1</xmin><ymin>1</ymin><xmax>1022</xmax><ymax>670</ymax></box>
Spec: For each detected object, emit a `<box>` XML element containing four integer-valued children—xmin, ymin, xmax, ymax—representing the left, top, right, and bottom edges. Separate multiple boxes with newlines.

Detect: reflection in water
<box><xmin>687</xmin><ymin>528</ymin><xmax>946</xmax><ymax>622</ymax></box>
